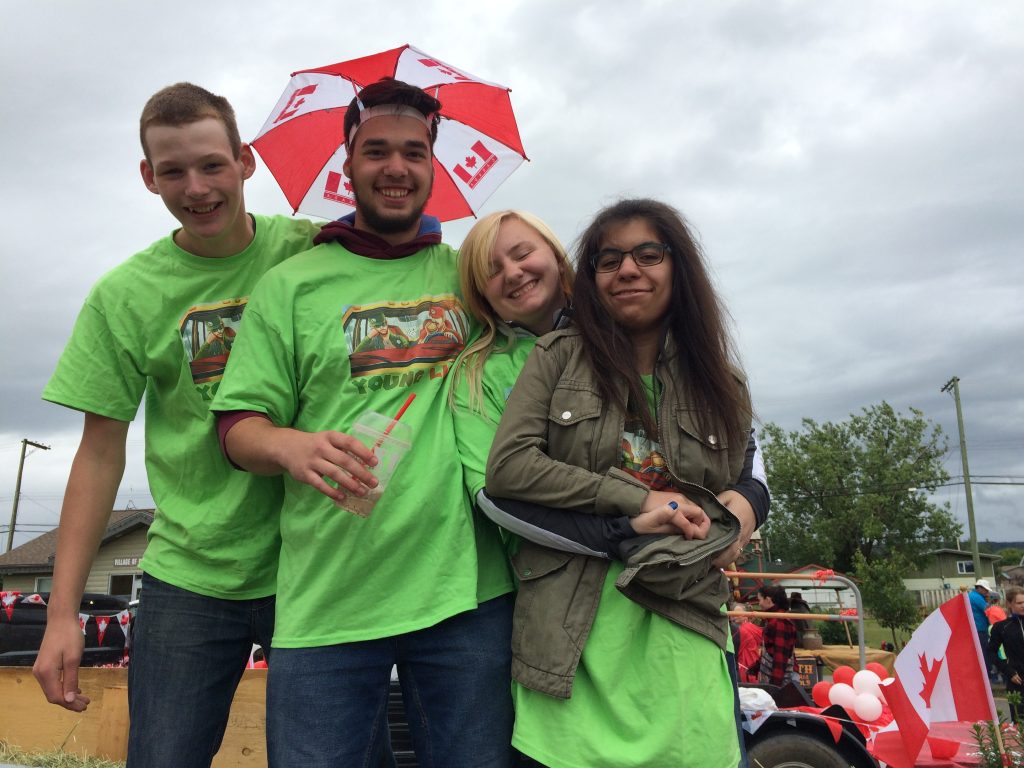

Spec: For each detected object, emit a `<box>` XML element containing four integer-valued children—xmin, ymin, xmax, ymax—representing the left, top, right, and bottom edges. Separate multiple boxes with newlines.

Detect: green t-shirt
<box><xmin>43</xmin><ymin>215</ymin><xmax>321</xmax><ymax>599</ymax></box>
<box><xmin>512</xmin><ymin>562</ymin><xmax>739</xmax><ymax>768</ymax></box>
<box><xmin>452</xmin><ymin>327</ymin><xmax>539</xmax><ymax>498</ymax></box>
<box><xmin>452</xmin><ymin>327</ymin><xmax>538</xmax><ymax>568</ymax></box>
<box><xmin>212</xmin><ymin>241</ymin><xmax>512</xmax><ymax>646</ymax></box>
<box><xmin>512</xmin><ymin>373</ymin><xmax>739</xmax><ymax>767</ymax></box>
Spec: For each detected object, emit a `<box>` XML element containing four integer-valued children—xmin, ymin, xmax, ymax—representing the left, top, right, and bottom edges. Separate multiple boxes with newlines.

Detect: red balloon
<box><xmin>812</xmin><ymin>680</ymin><xmax>833</xmax><ymax>707</ymax></box>
<box><xmin>832</xmin><ymin>665</ymin><xmax>856</xmax><ymax>686</ymax></box>
<box><xmin>866</xmin><ymin>662</ymin><xmax>889</xmax><ymax>679</ymax></box>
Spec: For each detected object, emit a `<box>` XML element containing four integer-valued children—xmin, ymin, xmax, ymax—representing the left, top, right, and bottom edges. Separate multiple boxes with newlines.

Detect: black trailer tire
<box><xmin>748</xmin><ymin>731</ymin><xmax>855</xmax><ymax>768</ymax></box>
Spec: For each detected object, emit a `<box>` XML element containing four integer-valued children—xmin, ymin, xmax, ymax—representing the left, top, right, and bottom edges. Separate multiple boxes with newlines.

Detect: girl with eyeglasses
<box><xmin>484</xmin><ymin>198</ymin><xmax>768</xmax><ymax>768</ymax></box>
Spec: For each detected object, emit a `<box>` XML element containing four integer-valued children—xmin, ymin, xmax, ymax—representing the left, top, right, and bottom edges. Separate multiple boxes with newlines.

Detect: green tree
<box><xmin>761</xmin><ymin>401</ymin><xmax>962</xmax><ymax>573</ymax></box>
<box><xmin>854</xmin><ymin>551</ymin><xmax>920</xmax><ymax>647</ymax></box>
<box><xmin>997</xmin><ymin>547</ymin><xmax>1024</xmax><ymax>567</ymax></box>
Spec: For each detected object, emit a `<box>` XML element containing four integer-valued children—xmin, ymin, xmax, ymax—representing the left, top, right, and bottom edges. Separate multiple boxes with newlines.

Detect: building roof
<box><xmin>928</xmin><ymin>548</ymin><xmax>1001</xmax><ymax>560</ymax></box>
<box><xmin>0</xmin><ymin>508</ymin><xmax>153</xmax><ymax>575</ymax></box>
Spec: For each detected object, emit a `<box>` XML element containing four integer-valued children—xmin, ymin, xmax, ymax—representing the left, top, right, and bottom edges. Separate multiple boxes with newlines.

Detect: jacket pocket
<box><xmin>509</xmin><ymin>544</ymin><xmax>599</xmax><ymax>676</ymax></box>
<box><xmin>510</xmin><ymin>545</ymin><xmax>574</xmax><ymax>652</ymax></box>
<box><xmin>546</xmin><ymin>386</ymin><xmax>604</xmax><ymax>467</ymax></box>
<box><xmin>615</xmin><ymin>534</ymin><xmax>715</xmax><ymax>600</ymax></box>
<box><xmin>670</xmin><ymin>406</ymin><xmax>732</xmax><ymax>489</ymax></box>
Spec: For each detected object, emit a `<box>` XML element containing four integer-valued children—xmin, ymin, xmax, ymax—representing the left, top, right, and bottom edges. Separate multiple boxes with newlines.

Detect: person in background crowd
<box><xmin>730</xmin><ymin>602</ymin><xmax>764</xmax><ymax>684</ymax></box>
<box><xmin>789</xmin><ymin>591</ymin><xmax>812</xmax><ymax>634</ymax></box>
<box><xmin>989</xmin><ymin>586</ymin><xmax>1024</xmax><ymax>725</ymax></box>
<box><xmin>971</xmin><ymin>579</ymin><xmax>1000</xmax><ymax>682</ymax></box>
<box><xmin>757</xmin><ymin>585</ymin><xmax>797</xmax><ymax>687</ymax></box>
<box><xmin>986</xmin><ymin>590</ymin><xmax>1007</xmax><ymax>626</ymax></box>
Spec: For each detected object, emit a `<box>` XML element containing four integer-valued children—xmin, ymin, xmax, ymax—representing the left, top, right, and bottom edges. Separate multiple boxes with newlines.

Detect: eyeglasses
<box><xmin>591</xmin><ymin>242</ymin><xmax>670</xmax><ymax>273</ymax></box>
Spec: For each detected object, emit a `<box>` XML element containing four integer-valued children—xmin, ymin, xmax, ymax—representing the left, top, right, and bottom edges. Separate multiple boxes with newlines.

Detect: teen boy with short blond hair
<box><xmin>34</xmin><ymin>82</ymin><xmax>320</xmax><ymax>768</ymax></box>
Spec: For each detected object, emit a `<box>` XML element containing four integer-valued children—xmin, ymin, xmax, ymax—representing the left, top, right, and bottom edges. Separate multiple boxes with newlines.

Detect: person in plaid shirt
<box><xmin>757</xmin><ymin>585</ymin><xmax>798</xmax><ymax>686</ymax></box>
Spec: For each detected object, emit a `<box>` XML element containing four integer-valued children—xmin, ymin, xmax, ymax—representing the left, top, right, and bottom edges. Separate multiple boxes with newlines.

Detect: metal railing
<box><xmin>723</xmin><ymin>570</ymin><xmax>866</xmax><ymax>669</ymax></box>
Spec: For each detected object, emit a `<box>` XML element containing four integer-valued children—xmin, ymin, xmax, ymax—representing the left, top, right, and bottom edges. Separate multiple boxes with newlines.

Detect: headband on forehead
<box><xmin>347</xmin><ymin>103</ymin><xmax>434</xmax><ymax>146</ymax></box>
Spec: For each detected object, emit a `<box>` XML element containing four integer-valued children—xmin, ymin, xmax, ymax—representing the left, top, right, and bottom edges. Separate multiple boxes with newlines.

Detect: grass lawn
<box><xmin>818</xmin><ymin>616</ymin><xmax>918</xmax><ymax>651</ymax></box>
<box><xmin>0</xmin><ymin>742</ymin><xmax>123</xmax><ymax>768</ymax></box>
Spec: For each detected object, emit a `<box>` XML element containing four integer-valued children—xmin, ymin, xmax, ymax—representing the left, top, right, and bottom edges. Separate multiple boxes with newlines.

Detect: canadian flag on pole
<box><xmin>875</xmin><ymin>593</ymin><xmax>997</xmax><ymax>768</ymax></box>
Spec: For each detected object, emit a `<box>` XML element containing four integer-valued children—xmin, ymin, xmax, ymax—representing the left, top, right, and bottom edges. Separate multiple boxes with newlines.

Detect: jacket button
<box><xmin>708</xmin><ymin>434</ymin><xmax>718</xmax><ymax>446</ymax></box>
<box><xmin>561</xmin><ymin>411</ymin><xmax>571</xmax><ymax>419</ymax></box>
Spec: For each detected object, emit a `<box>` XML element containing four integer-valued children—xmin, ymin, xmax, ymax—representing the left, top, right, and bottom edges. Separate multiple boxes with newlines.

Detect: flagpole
<box><xmin>994</xmin><ymin>721</ymin><xmax>1006</xmax><ymax>761</ymax></box>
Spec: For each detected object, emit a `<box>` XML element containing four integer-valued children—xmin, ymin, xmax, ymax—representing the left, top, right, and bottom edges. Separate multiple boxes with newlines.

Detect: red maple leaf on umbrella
<box><xmin>918</xmin><ymin>653</ymin><xmax>943</xmax><ymax>707</ymax></box>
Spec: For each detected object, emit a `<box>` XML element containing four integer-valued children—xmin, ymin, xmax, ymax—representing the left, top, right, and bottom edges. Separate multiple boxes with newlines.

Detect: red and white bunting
<box><xmin>1</xmin><ymin>591</ymin><xmax>22</xmax><ymax>621</ymax></box>
<box><xmin>95</xmin><ymin>615</ymin><xmax>110</xmax><ymax>646</ymax></box>
<box><xmin>117</xmin><ymin>609</ymin><xmax>131</xmax><ymax>647</ymax></box>
<box><xmin>78</xmin><ymin>613</ymin><xmax>89</xmax><ymax>635</ymax></box>
<box><xmin>22</xmin><ymin>593</ymin><xmax>47</xmax><ymax>605</ymax></box>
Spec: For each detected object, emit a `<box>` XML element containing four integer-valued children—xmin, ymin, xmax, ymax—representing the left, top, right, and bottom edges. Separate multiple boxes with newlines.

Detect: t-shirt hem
<box><xmin>511</xmin><ymin>738</ymin><xmax>564</xmax><ymax>768</ymax></box>
<box><xmin>476</xmin><ymin>583</ymin><xmax>514</xmax><ymax>604</ymax></box>
<box><xmin>271</xmin><ymin>598</ymin><xmax>480</xmax><ymax>647</ymax></box>
<box><xmin>512</xmin><ymin>735</ymin><xmax>739</xmax><ymax>768</ymax></box>
<box><xmin>142</xmin><ymin>563</ymin><xmax>276</xmax><ymax>601</ymax></box>
<box><xmin>41</xmin><ymin>391</ymin><xmax>137</xmax><ymax>423</ymax></box>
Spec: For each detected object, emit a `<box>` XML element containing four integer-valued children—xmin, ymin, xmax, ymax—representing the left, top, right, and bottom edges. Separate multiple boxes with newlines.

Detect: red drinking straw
<box><xmin>372</xmin><ymin>393</ymin><xmax>416</xmax><ymax>451</ymax></box>
<box><xmin>385</xmin><ymin>393</ymin><xmax>416</xmax><ymax>435</ymax></box>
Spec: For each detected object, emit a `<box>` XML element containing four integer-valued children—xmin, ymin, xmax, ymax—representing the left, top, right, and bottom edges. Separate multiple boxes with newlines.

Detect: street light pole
<box><xmin>941</xmin><ymin>377</ymin><xmax>981</xmax><ymax>579</ymax></box>
<box><xmin>6</xmin><ymin>439</ymin><xmax>51</xmax><ymax>553</ymax></box>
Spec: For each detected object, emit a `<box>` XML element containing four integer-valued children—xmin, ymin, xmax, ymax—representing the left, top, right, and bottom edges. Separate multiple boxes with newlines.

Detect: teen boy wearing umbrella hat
<box><xmin>212</xmin><ymin>78</ymin><xmax>514</xmax><ymax>767</ymax></box>
<box><xmin>33</xmin><ymin>83</ymin><xmax>321</xmax><ymax>767</ymax></box>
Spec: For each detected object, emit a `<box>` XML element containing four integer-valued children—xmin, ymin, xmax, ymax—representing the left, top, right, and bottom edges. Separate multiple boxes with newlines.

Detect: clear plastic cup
<box><xmin>337</xmin><ymin>411</ymin><xmax>412</xmax><ymax>518</ymax></box>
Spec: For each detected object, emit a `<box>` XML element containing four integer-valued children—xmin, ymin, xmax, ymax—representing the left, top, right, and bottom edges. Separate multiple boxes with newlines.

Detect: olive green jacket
<box><xmin>485</xmin><ymin>329</ymin><xmax>749</xmax><ymax>699</ymax></box>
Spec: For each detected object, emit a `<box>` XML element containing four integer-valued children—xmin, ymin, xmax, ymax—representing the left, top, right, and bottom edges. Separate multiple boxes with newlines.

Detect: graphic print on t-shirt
<box><xmin>619</xmin><ymin>419</ymin><xmax>672</xmax><ymax>491</ymax></box>
<box><xmin>179</xmin><ymin>299</ymin><xmax>248</xmax><ymax>393</ymax></box>
<box><xmin>343</xmin><ymin>295</ymin><xmax>468</xmax><ymax>378</ymax></box>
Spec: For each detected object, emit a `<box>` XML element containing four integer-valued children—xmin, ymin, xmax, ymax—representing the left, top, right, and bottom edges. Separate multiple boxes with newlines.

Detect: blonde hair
<box><xmin>453</xmin><ymin>210</ymin><xmax>573</xmax><ymax>414</ymax></box>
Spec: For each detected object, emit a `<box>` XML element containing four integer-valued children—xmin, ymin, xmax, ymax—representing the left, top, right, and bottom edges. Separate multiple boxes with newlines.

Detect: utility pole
<box><xmin>941</xmin><ymin>377</ymin><xmax>981</xmax><ymax>579</ymax></box>
<box><xmin>6</xmin><ymin>439</ymin><xmax>51</xmax><ymax>553</ymax></box>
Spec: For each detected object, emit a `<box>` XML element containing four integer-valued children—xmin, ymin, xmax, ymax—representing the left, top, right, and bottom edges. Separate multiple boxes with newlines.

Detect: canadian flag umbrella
<box><xmin>253</xmin><ymin>44</ymin><xmax>527</xmax><ymax>223</ymax></box>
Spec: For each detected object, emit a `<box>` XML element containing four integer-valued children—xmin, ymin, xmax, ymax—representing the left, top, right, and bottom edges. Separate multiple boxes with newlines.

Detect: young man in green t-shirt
<box><xmin>212</xmin><ymin>78</ymin><xmax>514</xmax><ymax>767</ymax></box>
<box><xmin>33</xmin><ymin>83</ymin><xmax>320</xmax><ymax>768</ymax></box>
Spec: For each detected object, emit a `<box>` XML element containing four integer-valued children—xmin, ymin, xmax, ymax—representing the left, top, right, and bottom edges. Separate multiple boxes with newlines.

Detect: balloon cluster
<box><xmin>811</xmin><ymin>663</ymin><xmax>892</xmax><ymax>723</ymax></box>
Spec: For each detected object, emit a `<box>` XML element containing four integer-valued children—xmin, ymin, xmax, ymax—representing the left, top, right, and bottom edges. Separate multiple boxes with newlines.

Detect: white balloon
<box><xmin>854</xmin><ymin>692</ymin><xmax>883</xmax><ymax>721</ymax></box>
<box><xmin>828</xmin><ymin>682</ymin><xmax>858</xmax><ymax>710</ymax></box>
<box><xmin>852</xmin><ymin>669</ymin><xmax>882</xmax><ymax>697</ymax></box>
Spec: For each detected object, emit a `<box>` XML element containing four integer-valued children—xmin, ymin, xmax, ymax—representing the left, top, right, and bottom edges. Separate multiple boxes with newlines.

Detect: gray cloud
<box><xmin>2</xmin><ymin>0</ymin><xmax>1021</xmax><ymax>550</ymax></box>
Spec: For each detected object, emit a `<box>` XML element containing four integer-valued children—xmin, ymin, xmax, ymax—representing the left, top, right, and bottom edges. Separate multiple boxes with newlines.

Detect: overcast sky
<box><xmin>2</xmin><ymin>1</ymin><xmax>1021</xmax><ymax>552</ymax></box>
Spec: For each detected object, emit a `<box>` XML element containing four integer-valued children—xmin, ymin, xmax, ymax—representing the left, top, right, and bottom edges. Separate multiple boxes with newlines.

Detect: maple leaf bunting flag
<box><xmin>878</xmin><ymin>593</ymin><xmax>997</xmax><ymax>768</ymax></box>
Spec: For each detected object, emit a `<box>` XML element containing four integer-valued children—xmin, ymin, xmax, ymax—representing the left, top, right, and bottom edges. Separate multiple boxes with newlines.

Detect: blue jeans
<box><xmin>267</xmin><ymin>594</ymin><xmax>514</xmax><ymax>768</ymax></box>
<box><xmin>127</xmin><ymin>573</ymin><xmax>275</xmax><ymax>768</ymax></box>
